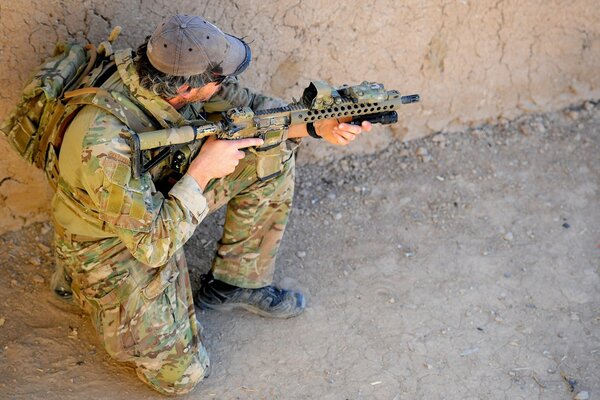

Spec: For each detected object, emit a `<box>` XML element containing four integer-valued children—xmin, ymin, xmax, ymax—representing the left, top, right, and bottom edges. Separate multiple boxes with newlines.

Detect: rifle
<box><xmin>127</xmin><ymin>80</ymin><xmax>419</xmax><ymax>180</ymax></box>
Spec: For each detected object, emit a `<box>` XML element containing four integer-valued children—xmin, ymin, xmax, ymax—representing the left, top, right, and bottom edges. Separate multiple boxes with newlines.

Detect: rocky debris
<box><xmin>416</xmin><ymin>147</ymin><xmax>432</xmax><ymax>162</ymax></box>
<box><xmin>68</xmin><ymin>327</ymin><xmax>78</xmax><ymax>339</ymax></box>
<box><xmin>460</xmin><ymin>347</ymin><xmax>479</xmax><ymax>356</ymax></box>
<box><xmin>574</xmin><ymin>391</ymin><xmax>590</xmax><ymax>400</ymax></box>
<box><xmin>296</xmin><ymin>251</ymin><xmax>307</xmax><ymax>259</ymax></box>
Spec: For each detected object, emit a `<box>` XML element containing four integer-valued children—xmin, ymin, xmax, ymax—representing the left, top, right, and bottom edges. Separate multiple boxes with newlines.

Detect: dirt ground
<box><xmin>0</xmin><ymin>101</ymin><xmax>599</xmax><ymax>400</ymax></box>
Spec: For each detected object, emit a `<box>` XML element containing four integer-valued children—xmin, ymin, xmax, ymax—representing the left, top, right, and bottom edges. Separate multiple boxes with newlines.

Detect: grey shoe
<box><xmin>195</xmin><ymin>274</ymin><xmax>306</xmax><ymax>319</ymax></box>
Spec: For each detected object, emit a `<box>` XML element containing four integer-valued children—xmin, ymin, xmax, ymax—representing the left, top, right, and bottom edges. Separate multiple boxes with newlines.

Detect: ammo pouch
<box><xmin>252</xmin><ymin>141</ymin><xmax>286</xmax><ymax>181</ymax></box>
<box><xmin>250</xmin><ymin>134</ymin><xmax>300</xmax><ymax>181</ymax></box>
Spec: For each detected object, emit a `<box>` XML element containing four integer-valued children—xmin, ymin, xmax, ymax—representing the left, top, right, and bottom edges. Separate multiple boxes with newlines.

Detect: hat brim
<box><xmin>220</xmin><ymin>34</ymin><xmax>251</xmax><ymax>76</ymax></box>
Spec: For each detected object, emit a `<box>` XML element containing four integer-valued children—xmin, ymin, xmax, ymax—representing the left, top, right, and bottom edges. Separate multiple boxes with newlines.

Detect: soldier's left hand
<box><xmin>314</xmin><ymin>119</ymin><xmax>372</xmax><ymax>146</ymax></box>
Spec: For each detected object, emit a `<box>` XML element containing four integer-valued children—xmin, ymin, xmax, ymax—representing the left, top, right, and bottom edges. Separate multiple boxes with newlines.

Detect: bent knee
<box><xmin>136</xmin><ymin>345</ymin><xmax>210</xmax><ymax>395</ymax></box>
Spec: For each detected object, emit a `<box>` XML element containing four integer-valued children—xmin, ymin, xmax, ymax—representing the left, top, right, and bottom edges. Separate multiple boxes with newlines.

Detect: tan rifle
<box><xmin>127</xmin><ymin>81</ymin><xmax>419</xmax><ymax>180</ymax></box>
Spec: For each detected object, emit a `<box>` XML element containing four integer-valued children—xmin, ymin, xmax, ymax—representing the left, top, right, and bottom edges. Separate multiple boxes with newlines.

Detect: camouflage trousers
<box><xmin>53</xmin><ymin>149</ymin><xmax>295</xmax><ymax>395</ymax></box>
<box><xmin>204</xmin><ymin>148</ymin><xmax>296</xmax><ymax>288</ymax></box>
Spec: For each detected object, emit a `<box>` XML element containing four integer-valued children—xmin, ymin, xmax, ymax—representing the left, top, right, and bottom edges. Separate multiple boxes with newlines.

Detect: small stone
<box><xmin>472</xmin><ymin>129</ymin><xmax>485</xmax><ymax>138</ymax></box>
<box><xmin>531</xmin><ymin>122</ymin><xmax>546</xmax><ymax>134</ymax></box>
<box><xmin>574</xmin><ymin>391</ymin><xmax>589</xmax><ymax>400</ymax></box>
<box><xmin>0</xmin><ymin>317</ymin><xmax>5</xmax><ymax>327</ymax></box>
<box><xmin>432</xmin><ymin>134</ymin><xmax>446</xmax><ymax>143</ymax></box>
<box><xmin>562</xmin><ymin>223</ymin><xmax>571</xmax><ymax>229</ymax></box>
<box><xmin>389</xmin><ymin>298</ymin><xmax>395</xmax><ymax>304</ymax></box>
<box><xmin>570</xmin><ymin>312</ymin><xmax>580</xmax><ymax>321</ymax></box>
<box><xmin>296</xmin><ymin>251</ymin><xmax>307</xmax><ymax>259</ymax></box>
<box><xmin>68</xmin><ymin>327</ymin><xmax>78</xmax><ymax>339</ymax></box>
<box><xmin>29</xmin><ymin>257</ymin><xmax>41</xmax><ymax>267</ymax></box>
<box><xmin>460</xmin><ymin>347</ymin><xmax>479</xmax><ymax>356</ymax></box>
<box><xmin>37</xmin><ymin>243</ymin><xmax>50</xmax><ymax>253</ymax></box>
<box><xmin>519</xmin><ymin>124</ymin><xmax>533</xmax><ymax>136</ymax></box>
<box><xmin>503</xmin><ymin>232</ymin><xmax>514</xmax><ymax>241</ymax></box>
<box><xmin>416</xmin><ymin>147</ymin><xmax>429</xmax><ymax>157</ymax></box>
<box><xmin>333</xmin><ymin>212</ymin><xmax>342</xmax><ymax>220</ymax></box>
<box><xmin>327</xmin><ymin>193</ymin><xmax>337</xmax><ymax>200</ymax></box>
<box><xmin>32</xmin><ymin>274</ymin><xmax>45</xmax><ymax>284</ymax></box>
<box><xmin>41</xmin><ymin>224</ymin><xmax>51</xmax><ymax>235</ymax></box>
<box><xmin>415</xmin><ymin>147</ymin><xmax>432</xmax><ymax>162</ymax></box>
<box><xmin>503</xmin><ymin>272</ymin><xmax>512</xmax><ymax>278</ymax></box>
<box><xmin>566</xmin><ymin>110</ymin><xmax>579</xmax><ymax>120</ymax></box>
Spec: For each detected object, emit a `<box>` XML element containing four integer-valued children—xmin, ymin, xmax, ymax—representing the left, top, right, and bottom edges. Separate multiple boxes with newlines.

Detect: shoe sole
<box><xmin>196</xmin><ymin>295</ymin><xmax>306</xmax><ymax>319</ymax></box>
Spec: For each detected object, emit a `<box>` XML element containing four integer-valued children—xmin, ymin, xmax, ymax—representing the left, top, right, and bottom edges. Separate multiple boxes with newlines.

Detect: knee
<box><xmin>136</xmin><ymin>344</ymin><xmax>210</xmax><ymax>395</ymax></box>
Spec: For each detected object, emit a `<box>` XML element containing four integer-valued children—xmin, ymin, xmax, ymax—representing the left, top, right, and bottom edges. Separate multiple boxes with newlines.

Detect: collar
<box><xmin>114</xmin><ymin>49</ymin><xmax>187</xmax><ymax>129</ymax></box>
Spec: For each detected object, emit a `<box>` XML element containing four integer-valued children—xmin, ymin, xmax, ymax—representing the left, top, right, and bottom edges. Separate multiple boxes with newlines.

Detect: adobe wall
<box><xmin>1</xmin><ymin>0</ymin><xmax>599</xmax><ymax>234</ymax></box>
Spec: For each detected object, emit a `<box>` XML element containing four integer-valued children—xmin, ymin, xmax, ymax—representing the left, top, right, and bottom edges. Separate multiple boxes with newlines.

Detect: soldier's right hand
<box><xmin>186</xmin><ymin>136</ymin><xmax>264</xmax><ymax>190</ymax></box>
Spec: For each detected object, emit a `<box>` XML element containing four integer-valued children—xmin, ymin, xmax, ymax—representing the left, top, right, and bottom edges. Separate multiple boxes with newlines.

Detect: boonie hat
<box><xmin>147</xmin><ymin>14</ymin><xmax>251</xmax><ymax>77</ymax></box>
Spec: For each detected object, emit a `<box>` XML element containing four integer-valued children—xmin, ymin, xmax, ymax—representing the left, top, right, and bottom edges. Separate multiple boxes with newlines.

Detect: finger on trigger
<box><xmin>236</xmin><ymin>138</ymin><xmax>264</xmax><ymax>149</ymax></box>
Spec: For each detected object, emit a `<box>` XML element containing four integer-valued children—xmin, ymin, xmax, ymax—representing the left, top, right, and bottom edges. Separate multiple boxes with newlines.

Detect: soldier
<box><xmin>51</xmin><ymin>14</ymin><xmax>371</xmax><ymax>395</ymax></box>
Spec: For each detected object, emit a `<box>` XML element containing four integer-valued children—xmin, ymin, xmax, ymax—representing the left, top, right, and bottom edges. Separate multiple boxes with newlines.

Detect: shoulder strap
<box><xmin>114</xmin><ymin>49</ymin><xmax>186</xmax><ymax>128</ymax></box>
<box><xmin>64</xmin><ymin>88</ymin><xmax>155</xmax><ymax>133</ymax></box>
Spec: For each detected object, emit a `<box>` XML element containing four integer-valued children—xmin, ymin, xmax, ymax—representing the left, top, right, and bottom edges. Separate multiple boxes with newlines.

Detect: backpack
<box><xmin>0</xmin><ymin>28</ymin><xmax>122</xmax><ymax>190</ymax></box>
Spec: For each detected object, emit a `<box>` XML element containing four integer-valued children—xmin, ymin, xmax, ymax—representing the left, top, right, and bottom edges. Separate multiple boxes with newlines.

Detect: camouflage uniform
<box><xmin>52</xmin><ymin>49</ymin><xmax>297</xmax><ymax>395</ymax></box>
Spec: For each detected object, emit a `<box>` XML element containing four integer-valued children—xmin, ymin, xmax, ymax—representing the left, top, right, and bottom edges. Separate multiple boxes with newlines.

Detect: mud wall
<box><xmin>1</xmin><ymin>0</ymin><xmax>599</xmax><ymax>233</ymax></box>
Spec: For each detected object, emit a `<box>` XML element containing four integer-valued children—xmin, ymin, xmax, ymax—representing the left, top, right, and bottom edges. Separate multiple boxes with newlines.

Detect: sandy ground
<box><xmin>0</xmin><ymin>101</ymin><xmax>599</xmax><ymax>400</ymax></box>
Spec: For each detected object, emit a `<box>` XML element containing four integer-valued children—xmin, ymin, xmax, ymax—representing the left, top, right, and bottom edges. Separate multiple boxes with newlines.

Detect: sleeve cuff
<box><xmin>169</xmin><ymin>174</ymin><xmax>209</xmax><ymax>222</ymax></box>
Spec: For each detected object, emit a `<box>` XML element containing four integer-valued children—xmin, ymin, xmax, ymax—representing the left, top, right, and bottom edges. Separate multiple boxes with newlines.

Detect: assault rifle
<box><xmin>127</xmin><ymin>81</ymin><xmax>419</xmax><ymax>180</ymax></box>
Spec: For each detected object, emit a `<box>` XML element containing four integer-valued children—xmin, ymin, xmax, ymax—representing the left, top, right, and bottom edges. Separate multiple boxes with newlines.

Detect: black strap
<box><xmin>306</xmin><ymin>122</ymin><xmax>321</xmax><ymax>139</ymax></box>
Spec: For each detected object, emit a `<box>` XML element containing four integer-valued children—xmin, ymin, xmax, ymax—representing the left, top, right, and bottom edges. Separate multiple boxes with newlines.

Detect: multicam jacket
<box><xmin>52</xmin><ymin>48</ymin><xmax>287</xmax><ymax>268</ymax></box>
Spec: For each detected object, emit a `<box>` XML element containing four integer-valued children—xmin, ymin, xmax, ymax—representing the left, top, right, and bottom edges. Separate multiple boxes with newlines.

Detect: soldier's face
<box><xmin>168</xmin><ymin>83</ymin><xmax>221</xmax><ymax>109</ymax></box>
<box><xmin>181</xmin><ymin>83</ymin><xmax>221</xmax><ymax>102</ymax></box>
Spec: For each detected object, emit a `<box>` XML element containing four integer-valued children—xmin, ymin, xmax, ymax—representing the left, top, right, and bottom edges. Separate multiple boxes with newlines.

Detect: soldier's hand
<box><xmin>187</xmin><ymin>136</ymin><xmax>263</xmax><ymax>190</ymax></box>
<box><xmin>313</xmin><ymin>118</ymin><xmax>372</xmax><ymax>146</ymax></box>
